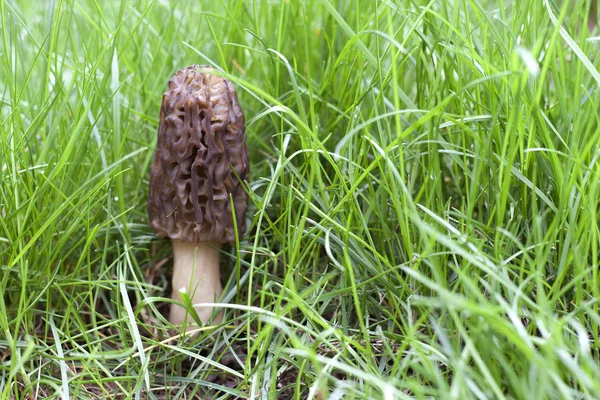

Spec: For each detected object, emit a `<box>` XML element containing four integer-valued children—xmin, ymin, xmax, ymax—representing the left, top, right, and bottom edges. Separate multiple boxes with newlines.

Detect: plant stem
<box><xmin>170</xmin><ymin>240</ymin><xmax>223</xmax><ymax>326</ymax></box>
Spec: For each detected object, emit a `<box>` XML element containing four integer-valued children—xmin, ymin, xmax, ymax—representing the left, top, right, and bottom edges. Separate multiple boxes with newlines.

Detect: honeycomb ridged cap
<box><xmin>148</xmin><ymin>65</ymin><xmax>249</xmax><ymax>243</ymax></box>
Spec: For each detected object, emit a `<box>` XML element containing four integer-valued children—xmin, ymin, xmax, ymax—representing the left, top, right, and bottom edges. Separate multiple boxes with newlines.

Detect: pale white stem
<box><xmin>169</xmin><ymin>240</ymin><xmax>223</xmax><ymax>326</ymax></box>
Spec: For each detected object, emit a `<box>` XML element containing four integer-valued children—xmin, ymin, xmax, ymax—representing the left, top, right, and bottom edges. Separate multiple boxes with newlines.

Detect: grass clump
<box><xmin>1</xmin><ymin>0</ymin><xmax>600</xmax><ymax>398</ymax></box>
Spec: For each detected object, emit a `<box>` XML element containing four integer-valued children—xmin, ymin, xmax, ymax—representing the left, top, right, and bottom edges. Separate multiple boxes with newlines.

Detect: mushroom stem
<box><xmin>169</xmin><ymin>239</ymin><xmax>223</xmax><ymax>326</ymax></box>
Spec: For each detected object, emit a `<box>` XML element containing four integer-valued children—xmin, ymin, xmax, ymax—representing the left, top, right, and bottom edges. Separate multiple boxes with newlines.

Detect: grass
<box><xmin>1</xmin><ymin>0</ymin><xmax>600</xmax><ymax>398</ymax></box>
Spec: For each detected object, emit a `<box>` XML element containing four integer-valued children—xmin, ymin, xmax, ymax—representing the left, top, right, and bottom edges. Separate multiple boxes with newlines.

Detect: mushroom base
<box><xmin>169</xmin><ymin>239</ymin><xmax>223</xmax><ymax>327</ymax></box>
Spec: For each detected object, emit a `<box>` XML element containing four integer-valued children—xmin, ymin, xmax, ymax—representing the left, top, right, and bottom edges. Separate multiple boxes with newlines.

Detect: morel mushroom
<box><xmin>148</xmin><ymin>65</ymin><xmax>249</xmax><ymax>327</ymax></box>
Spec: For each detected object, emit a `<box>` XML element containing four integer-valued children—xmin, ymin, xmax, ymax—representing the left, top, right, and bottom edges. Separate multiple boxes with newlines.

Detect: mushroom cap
<box><xmin>148</xmin><ymin>65</ymin><xmax>249</xmax><ymax>243</ymax></box>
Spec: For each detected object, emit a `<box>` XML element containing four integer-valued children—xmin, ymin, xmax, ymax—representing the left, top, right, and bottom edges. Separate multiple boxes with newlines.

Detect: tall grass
<box><xmin>1</xmin><ymin>0</ymin><xmax>600</xmax><ymax>398</ymax></box>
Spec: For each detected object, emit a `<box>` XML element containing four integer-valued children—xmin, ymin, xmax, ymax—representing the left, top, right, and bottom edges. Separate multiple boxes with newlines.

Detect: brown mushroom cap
<box><xmin>148</xmin><ymin>65</ymin><xmax>249</xmax><ymax>243</ymax></box>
